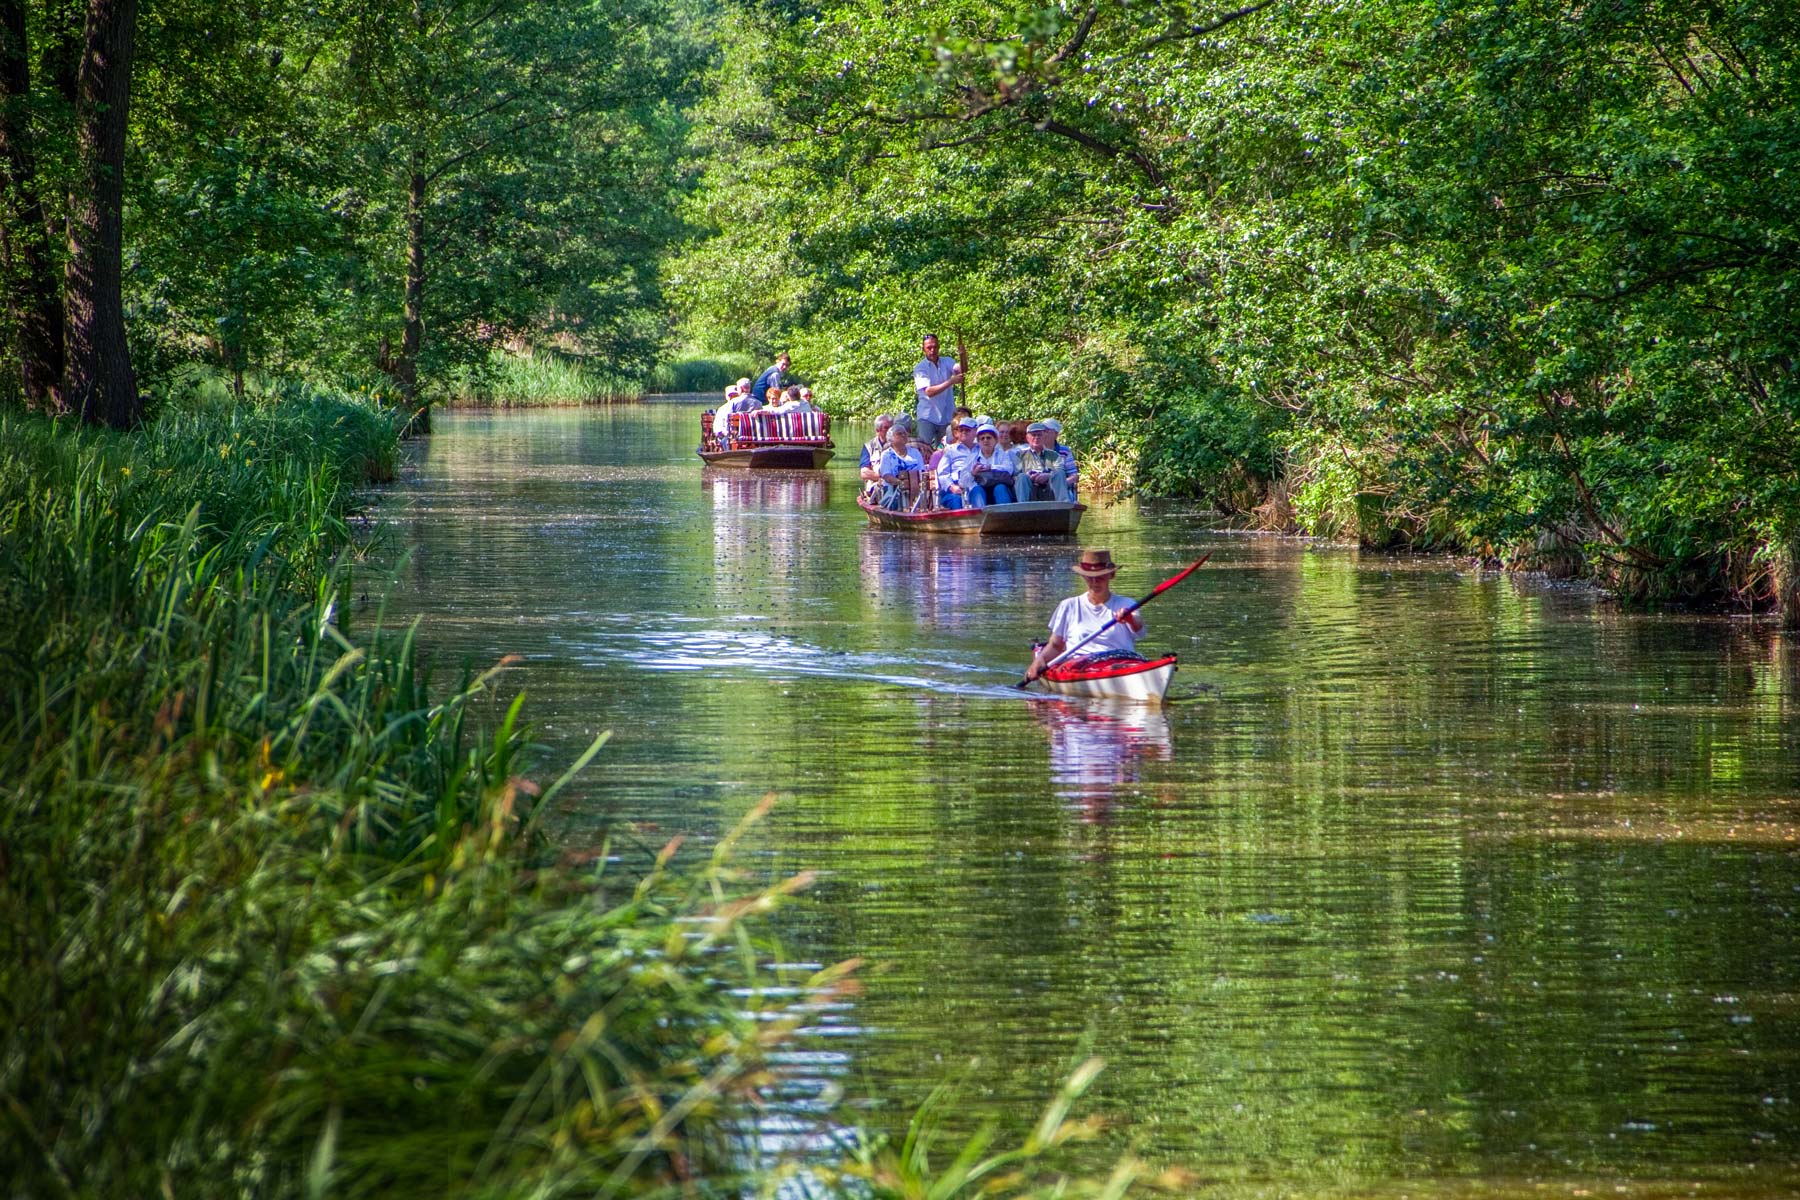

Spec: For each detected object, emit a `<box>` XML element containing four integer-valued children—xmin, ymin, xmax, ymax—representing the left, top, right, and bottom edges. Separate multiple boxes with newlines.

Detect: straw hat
<box><xmin>1072</xmin><ymin>549</ymin><xmax>1118</xmax><ymax>577</ymax></box>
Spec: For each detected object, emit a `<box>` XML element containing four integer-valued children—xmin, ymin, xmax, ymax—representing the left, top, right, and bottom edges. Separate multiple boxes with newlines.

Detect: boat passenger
<box><xmin>912</xmin><ymin>333</ymin><xmax>962</xmax><ymax>447</ymax></box>
<box><xmin>994</xmin><ymin>421</ymin><xmax>1016</xmax><ymax>452</ymax></box>
<box><xmin>877</xmin><ymin>425</ymin><xmax>925</xmax><ymax>511</ymax></box>
<box><xmin>769</xmin><ymin>386</ymin><xmax>814</xmax><ymax>415</ymax></box>
<box><xmin>967</xmin><ymin>421</ymin><xmax>1018</xmax><ymax>508</ymax></box>
<box><xmin>1022</xmin><ymin>549</ymin><xmax>1142</xmax><ymax>683</ymax></box>
<box><xmin>1042</xmin><ymin>418</ymin><xmax>1078</xmax><ymax>495</ymax></box>
<box><xmin>932</xmin><ymin>417</ymin><xmax>980</xmax><ymax>510</ymax></box>
<box><xmin>750</xmin><ymin>353</ymin><xmax>791</xmax><ymax>405</ymax></box>
<box><xmin>1017</xmin><ymin>421</ymin><xmax>1072</xmax><ymax>502</ymax></box>
<box><xmin>711</xmin><ymin>385</ymin><xmax>740</xmax><ymax>439</ymax></box>
<box><xmin>859</xmin><ymin>413</ymin><xmax>895</xmax><ymax>497</ymax></box>
<box><xmin>714</xmin><ymin>383</ymin><xmax>763</xmax><ymax>439</ymax></box>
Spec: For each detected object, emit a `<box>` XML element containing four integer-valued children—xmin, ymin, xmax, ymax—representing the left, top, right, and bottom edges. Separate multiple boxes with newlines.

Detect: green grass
<box><xmin>0</xmin><ymin>389</ymin><xmax>1143</xmax><ymax>1199</ymax></box>
<box><xmin>447</xmin><ymin>349</ymin><xmax>641</xmax><ymax>407</ymax></box>
<box><xmin>644</xmin><ymin>352</ymin><xmax>759</xmax><ymax>395</ymax></box>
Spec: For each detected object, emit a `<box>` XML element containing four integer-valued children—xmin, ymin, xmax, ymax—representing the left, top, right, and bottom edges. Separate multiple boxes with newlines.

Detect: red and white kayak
<box><xmin>1038</xmin><ymin>652</ymin><xmax>1178</xmax><ymax>704</ymax></box>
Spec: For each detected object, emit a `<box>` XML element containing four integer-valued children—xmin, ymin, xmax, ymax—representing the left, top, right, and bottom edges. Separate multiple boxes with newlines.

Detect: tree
<box><xmin>63</xmin><ymin>0</ymin><xmax>139</xmax><ymax>427</ymax></box>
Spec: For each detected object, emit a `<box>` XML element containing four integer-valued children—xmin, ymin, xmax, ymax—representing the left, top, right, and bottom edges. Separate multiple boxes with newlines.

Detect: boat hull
<box><xmin>698</xmin><ymin>444</ymin><xmax>834</xmax><ymax>470</ymax></box>
<box><xmin>857</xmin><ymin>495</ymin><xmax>1085</xmax><ymax>535</ymax></box>
<box><xmin>1039</xmin><ymin>654</ymin><xmax>1178</xmax><ymax>703</ymax></box>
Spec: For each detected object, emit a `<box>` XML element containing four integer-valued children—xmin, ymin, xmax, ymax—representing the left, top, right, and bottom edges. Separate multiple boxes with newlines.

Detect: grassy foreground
<box><xmin>0</xmin><ymin>394</ymin><xmax>1146</xmax><ymax>1199</ymax></box>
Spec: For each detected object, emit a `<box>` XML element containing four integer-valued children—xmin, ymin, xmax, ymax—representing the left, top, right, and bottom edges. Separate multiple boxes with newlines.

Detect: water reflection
<box><xmin>371</xmin><ymin>404</ymin><xmax>1800</xmax><ymax>1198</ymax></box>
<box><xmin>1030</xmin><ymin>696</ymin><xmax>1174</xmax><ymax>808</ymax></box>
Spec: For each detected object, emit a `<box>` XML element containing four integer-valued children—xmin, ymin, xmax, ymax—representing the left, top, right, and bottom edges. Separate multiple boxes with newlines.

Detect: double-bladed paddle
<box><xmin>1015</xmin><ymin>552</ymin><xmax>1211</xmax><ymax>690</ymax></box>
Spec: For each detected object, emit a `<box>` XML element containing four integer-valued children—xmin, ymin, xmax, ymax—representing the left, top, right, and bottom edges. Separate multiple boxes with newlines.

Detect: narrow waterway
<box><xmin>371</xmin><ymin>400</ymin><xmax>1800</xmax><ymax>1196</ymax></box>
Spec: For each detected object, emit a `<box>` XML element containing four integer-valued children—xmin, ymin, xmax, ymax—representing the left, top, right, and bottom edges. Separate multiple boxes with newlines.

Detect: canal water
<box><xmin>371</xmin><ymin>400</ymin><xmax>1800</xmax><ymax>1196</ymax></box>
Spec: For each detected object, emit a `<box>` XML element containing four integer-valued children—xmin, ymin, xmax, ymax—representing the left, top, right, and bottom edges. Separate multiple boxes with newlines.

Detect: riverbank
<box><xmin>0</xmin><ymin>395</ymin><xmax>1128</xmax><ymax>1198</ymax></box>
<box><xmin>0</xmin><ymin>395</ymin><xmax>815</xmax><ymax>1195</ymax></box>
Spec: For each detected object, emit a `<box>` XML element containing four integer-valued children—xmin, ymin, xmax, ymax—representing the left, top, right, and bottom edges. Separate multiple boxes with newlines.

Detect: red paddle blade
<box><xmin>1144</xmin><ymin>552</ymin><xmax>1211</xmax><ymax>600</ymax></box>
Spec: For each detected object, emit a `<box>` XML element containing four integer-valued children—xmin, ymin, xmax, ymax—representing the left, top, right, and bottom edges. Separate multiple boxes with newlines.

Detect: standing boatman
<box><xmin>912</xmin><ymin>333</ymin><xmax>963</xmax><ymax>447</ymax></box>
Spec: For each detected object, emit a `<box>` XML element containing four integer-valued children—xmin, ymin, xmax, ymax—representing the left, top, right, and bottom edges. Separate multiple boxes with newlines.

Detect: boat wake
<box><xmin>569</xmin><ymin>623</ymin><xmax>1025</xmax><ymax>696</ymax></box>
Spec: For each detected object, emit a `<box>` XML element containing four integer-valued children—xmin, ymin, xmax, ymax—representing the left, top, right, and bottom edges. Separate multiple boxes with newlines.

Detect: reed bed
<box><xmin>0</xmin><ymin>391</ymin><xmax>1142</xmax><ymax>1199</ymax></box>
<box><xmin>448</xmin><ymin>350</ymin><xmax>641</xmax><ymax>407</ymax></box>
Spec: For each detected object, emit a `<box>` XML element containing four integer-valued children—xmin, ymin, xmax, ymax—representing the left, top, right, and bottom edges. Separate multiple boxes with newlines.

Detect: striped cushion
<box><xmin>731</xmin><ymin>410</ymin><xmax>831</xmax><ymax>445</ymax></box>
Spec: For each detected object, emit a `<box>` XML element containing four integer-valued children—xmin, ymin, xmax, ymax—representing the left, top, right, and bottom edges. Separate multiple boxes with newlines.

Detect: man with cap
<box><xmin>933</xmin><ymin>417</ymin><xmax>980</xmax><ymax>509</ymax></box>
<box><xmin>1023</xmin><ymin>549</ymin><xmax>1143</xmax><ymax>683</ymax></box>
<box><xmin>859</xmin><ymin>413</ymin><xmax>895</xmax><ymax>498</ymax></box>
<box><xmin>1016</xmin><ymin>422</ymin><xmax>1072</xmax><ymax>502</ymax></box>
<box><xmin>1042</xmin><ymin>418</ymin><xmax>1078</xmax><ymax>495</ymax></box>
<box><xmin>912</xmin><ymin>333</ymin><xmax>962</xmax><ymax>447</ymax></box>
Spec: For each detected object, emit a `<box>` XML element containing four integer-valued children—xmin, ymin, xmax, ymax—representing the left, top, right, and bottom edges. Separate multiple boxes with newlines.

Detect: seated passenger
<box><xmin>711</xmin><ymin>385</ymin><xmax>740</xmax><ymax>438</ymax></box>
<box><xmin>935</xmin><ymin>417</ymin><xmax>979</xmax><ymax>509</ymax></box>
<box><xmin>967</xmin><ymin>422</ymin><xmax>1017</xmax><ymax>508</ymax></box>
<box><xmin>877</xmin><ymin>425</ymin><xmax>925</xmax><ymax>511</ymax></box>
<box><xmin>769</xmin><ymin>385</ymin><xmax>816</xmax><ymax>415</ymax></box>
<box><xmin>1043</xmin><ymin>418</ymin><xmax>1078</xmax><ymax>496</ymax></box>
<box><xmin>859</xmin><ymin>413</ymin><xmax>895</xmax><ymax>498</ymax></box>
<box><xmin>1017</xmin><ymin>421</ymin><xmax>1072</xmax><ymax>501</ymax></box>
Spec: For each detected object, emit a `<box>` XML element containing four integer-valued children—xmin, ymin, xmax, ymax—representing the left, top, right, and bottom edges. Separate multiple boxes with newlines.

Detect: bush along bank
<box><xmin>0</xmin><ymin>394</ymin><xmax>828</xmax><ymax>1197</ymax></box>
<box><xmin>0</xmin><ymin>393</ymin><xmax>1146</xmax><ymax>1198</ymax></box>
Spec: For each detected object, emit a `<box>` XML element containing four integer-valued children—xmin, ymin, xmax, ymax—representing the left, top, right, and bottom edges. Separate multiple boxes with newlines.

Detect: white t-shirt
<box><xmin>913</xmin><ymin>355</ymin><xmax>959</xmax><ymax>425</ymax></box>
<box><xmin>1047</xmin><ymin>593</ymin><xmax>1142</xmax><ymax>656</ymax></box>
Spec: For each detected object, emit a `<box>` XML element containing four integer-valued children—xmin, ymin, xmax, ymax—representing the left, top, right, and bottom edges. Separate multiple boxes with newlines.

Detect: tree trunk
<box><xmin>0</xmin><ymin>0</ymin><xmax>66</xmax><ymax>413</ymax></box>
<box><xmin>63</xmin><ymin>0</ymin><xmax>138</xmax><ymax>429</ymax></box>
<box><xmin>396</xmin><ymin>158</ymin><xmax>428</xmax><ymax>432</ymax></box>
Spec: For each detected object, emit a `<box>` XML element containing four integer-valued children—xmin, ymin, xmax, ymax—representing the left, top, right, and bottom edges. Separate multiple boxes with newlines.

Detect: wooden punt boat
<box><xmin>698</xmin><ymin>409</ymin><xmax>834</xmax><ymax>470</ymax></box>
<box><xmin>857</xmin><ymin>494</ymin><xmax>1085</xmax><ymax>535</ymax></box>
<box><xmin>1037</xmin><ymin>651</ymin><xmax>1178</xmax><ymax>703</ymax></box>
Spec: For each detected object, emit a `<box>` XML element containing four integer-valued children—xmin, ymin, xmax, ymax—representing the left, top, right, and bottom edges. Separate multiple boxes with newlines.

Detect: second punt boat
<box><xmin>857</xmin><ymin>495</ymin><xmax>1085</xmax><ymax>535</ymax></box>
<box><xmin>1036</xmin><ymin>651</ymin><xmax>1179</xmax><ymax>703</ymax></box>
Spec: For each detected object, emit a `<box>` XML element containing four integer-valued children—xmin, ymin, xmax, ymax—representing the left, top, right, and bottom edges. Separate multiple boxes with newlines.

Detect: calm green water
<box><xmin>372</xmin><ymin>401</ymin><xmax>1800</xmax><ymax>1196</ymax></box>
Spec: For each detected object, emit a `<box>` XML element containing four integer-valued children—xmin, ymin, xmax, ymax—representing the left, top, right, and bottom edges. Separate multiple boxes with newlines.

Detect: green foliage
<box><xmin>646</xmin><ymin>351</ymin><xmax>762</xmax><ymax>394</ymax></box>
<box><xmin>675</xmin><ymin>0</ymin><xmax>1800</xmax><ymax>608</ymax></box>
<box><xmin>0</xmin><ymin>396</ymin><xmax>833</xmax><ymax>1196</ymax></box>
<box><xmin>446</xmin><ymin>348</ymin><xmax>642</xmax><ymax>407</ymax></box>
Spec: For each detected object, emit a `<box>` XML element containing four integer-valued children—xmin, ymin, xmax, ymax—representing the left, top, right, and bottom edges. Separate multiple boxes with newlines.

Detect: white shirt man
<box><xmin>912</xmin><ymin>334</ymin><xmax>962</xmax><ymax>445</ymax></box>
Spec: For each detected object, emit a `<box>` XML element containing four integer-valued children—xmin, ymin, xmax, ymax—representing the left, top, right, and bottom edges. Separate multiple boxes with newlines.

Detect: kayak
<box><xmin>857</xmin><ymin>494</ymin><xmax>1085</xmax><ymax>535</ymax></box>
<box><xmin>1037</xmin><ymin>651</ymin><xmax>1178</xmax><ymax>703</ymax></box>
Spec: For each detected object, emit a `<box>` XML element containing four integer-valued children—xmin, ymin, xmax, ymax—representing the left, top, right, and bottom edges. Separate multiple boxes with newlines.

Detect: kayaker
<box><xmin>1023</xmin><ymin>549</ymin><xmax>1143</xmax><ymax>684</ymax></box>
<box><xmin>1016</xmin><ymin>422</ymin><xmax>1072</xmax><ymax>501</ymax></box>
<box><xmin>877</xmin><ymin>425</ymin><xmax>925</xmax><ymax>511</ymax></box>
<box><xmin>967</xmin><ymin>421</ymin><xmax>1018</xmax><ymax>508</ymax></box>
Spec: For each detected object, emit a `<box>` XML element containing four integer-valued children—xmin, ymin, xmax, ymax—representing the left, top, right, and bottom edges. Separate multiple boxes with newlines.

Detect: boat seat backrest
<box><xmin>728</xmin><ymin>410</ymin><xmax>831</xmax><ymax>446</ymax></box>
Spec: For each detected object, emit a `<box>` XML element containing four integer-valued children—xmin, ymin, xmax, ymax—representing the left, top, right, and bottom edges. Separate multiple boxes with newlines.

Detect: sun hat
<box><xmin>955</xmin><ymin>417</ymin><xmax>978</xmax><ymax>431</ymax></box>
<box><xmin>974</xmin><ymin>421</ymin><xmax>998</xmax><ymax>438</ymax></box>
<box><xmin>1072</xmin><ymin>549</ymin><xmax>1118</xmax><ymax>577</ymax></box>
<box><xmin>1042</xmin><ymin>418</ymin><xmax>1063</xmax><ymax>433</ymax></box>
<box><xmin>725</xmin><ymin>385</ymin><xmax>739</xmax><ymax>399</ymax></box>
<box><xmin>1026</xmin><ymin>420</ymin><xmax>1050</xmax><ymax>433</ymax></box>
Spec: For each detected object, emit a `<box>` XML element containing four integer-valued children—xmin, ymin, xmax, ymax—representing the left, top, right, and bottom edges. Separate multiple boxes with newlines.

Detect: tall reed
<box><xmin>0</xmin><ymin>391</ymin><xmax>1142</xmax><ymax>1199</ymax></box>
